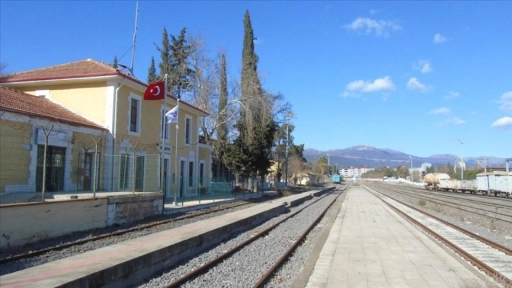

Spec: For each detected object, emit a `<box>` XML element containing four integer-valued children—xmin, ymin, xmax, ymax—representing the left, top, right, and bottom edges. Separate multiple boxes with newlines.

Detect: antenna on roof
<box><xmin>130</xmin><ymin>1</ymin><xmax>139</xmax><ymax>74</ymax></box>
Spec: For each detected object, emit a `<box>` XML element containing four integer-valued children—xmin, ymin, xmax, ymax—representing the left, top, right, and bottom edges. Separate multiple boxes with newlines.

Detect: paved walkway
<box><xmin>0</xmin><ymin>190</ymin><xmax>278</xmax><ymax>213</ymax></box>
<box><xmin>162</xmin><ymin>190</ymin><xmax>278</xmax><ymax>213</ymax></box>
<box><xmin>306</xmin><ymin>186</ymin><xmax>486</xmax><ymax>288</ymax></box>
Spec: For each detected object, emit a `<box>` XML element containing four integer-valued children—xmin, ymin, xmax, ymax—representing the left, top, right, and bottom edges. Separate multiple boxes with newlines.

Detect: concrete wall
<box><xmin>0</xmin><ymin>194</ymin><xmax>163</xmax><ymax>249</ymax></box>
<box><xmin>0</xmin><ymin>198</ymin><xmax>108</xmax><ymax>248</ymax></box>
<box><xmin>107</xmin><ymin>193</ymin><xmax>163</xmax><ymax>226</ymax></box>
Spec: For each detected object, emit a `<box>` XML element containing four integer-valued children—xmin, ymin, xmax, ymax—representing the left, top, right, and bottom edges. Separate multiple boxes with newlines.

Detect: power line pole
<box><xmin>130</xmin><ymin>1</ymin><xmax>139</xmax><ymax>74</ymax></box>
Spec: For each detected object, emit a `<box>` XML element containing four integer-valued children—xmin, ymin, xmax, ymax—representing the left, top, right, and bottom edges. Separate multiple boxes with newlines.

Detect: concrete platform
<box><xmin>306</xmin><ymin>186</ymin><xmax>487</xmax><ymax>288</ymax></box>
<box><xmin>0</xmin><ymin>189</ymin><xmax>328</xmax><ymax>287</ymax></box>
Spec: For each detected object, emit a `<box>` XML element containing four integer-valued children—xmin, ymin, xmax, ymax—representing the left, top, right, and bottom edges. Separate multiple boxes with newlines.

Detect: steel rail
<box><xmin>252</xmin><ymin>188</ymin><xmax>345</xmax><ymax>288</ymax></box>
<box><xmin>373</xmin><ymin>186</ymin><xmax>512</xmax><ymax>223</ymax></box>
<box><xmin>370</xmin><ymin>187</ymin><xmax>512</xmax><ymax>256</ymax></box>
<box><xmin>391</xmin><ymin>184</ymin><xmax>512</xmax><ymax>210</ymax></box>
<box><xmin>0</xmin><ymin>201</ymin><xmax>253</xmax><ymax>265</ymax></box>
<box><xmin>407</xmin><ymin>184</ymin><xmax>512</xmax><ymax>203</ymax></box>
<box><xmin>367</xmin><ymin>187</ymin><xmax>511</xmax><ymax>286</ymax></box>
<box><xmin>164</xmin><ymin>186</ymin><xmax>343</xmax><ymax>288</ymax></box>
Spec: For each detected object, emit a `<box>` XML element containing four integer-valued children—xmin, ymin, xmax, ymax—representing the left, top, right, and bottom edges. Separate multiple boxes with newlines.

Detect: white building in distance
<box><xmin>339</xmin><ymin>166</ymin><xmax>374</xmax><ymax>178</ymax></box>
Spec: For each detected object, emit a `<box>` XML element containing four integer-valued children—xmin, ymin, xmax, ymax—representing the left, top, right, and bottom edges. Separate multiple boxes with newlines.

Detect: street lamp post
<box><xmin>409</xmin><ymin>156</ymin><xmax>413</xmax><ymax>182</ymax></box>
<box><xmin>327</xmin><ymin>153</ymin><xmax>330</xmax><ymax>176</ymax></box>
<box><xmin>285</xmin><ymin>117</ymin><xmax>289</xmax><ymax>188</ymax></box>
<box><xmin>458</xmin><ymin>138</ymin><xmax>464</xmax><ymax>180</ymax></box>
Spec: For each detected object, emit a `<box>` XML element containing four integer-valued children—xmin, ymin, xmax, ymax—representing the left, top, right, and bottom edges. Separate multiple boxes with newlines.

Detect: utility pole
<box><xmin>409</xmin><ymin>155</ymin><xmax>413</xmax><ymax>182</ymax></box>
<box><xmin>458</xmin><ymin>138</ymin><xmax>464</xmax><ymax>180</ymax></box>
<box><xmin>327</xmin><ymin>153</ymin><xmax>330</xmax><ymax>176</ymax></box>
<box><xmin>130</xmin><ymin>1</ymin><xmax>139</xmax><ymax>74</ymax></box>
<box><xmin>285</xmin><ymin>117</ymin><xmax>289</xmax><ymax>188</ymax></box>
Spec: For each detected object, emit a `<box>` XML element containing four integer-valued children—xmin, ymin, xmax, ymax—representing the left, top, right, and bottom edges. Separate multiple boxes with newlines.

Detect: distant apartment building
<box><xmin>339</xmin><ymin>166</ymin><xmax>374</xmax><ymax>177</ymax></box>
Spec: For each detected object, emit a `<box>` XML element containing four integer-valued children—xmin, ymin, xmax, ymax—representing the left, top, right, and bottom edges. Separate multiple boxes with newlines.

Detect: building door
<box><xmin>36</xmin><ymin>145</ymin><xmax>66</xmax><ymax>192</ymax></box>
<box><xmin>83</xmin><ymin>152</ymin><xmax>93</xmax><ymax>190</ymax></box>
<box><xmin>180</xmin><ymin>160</ymin><xmax>185</xmax><ymax>197</ymax></box>
<box><xmin>135</xmin><ymin>155</ymin><xmax>145</xmax><ymax>191</ymax></box>
<box><xmin>119</xmin><ymin>154</ymin><xmax>130</xmax><ymax>191</ymax></box>
<box><xmin>163</xmin><ymin>158</ymin><xmax>169</xmax><ymax>196</ymax></box>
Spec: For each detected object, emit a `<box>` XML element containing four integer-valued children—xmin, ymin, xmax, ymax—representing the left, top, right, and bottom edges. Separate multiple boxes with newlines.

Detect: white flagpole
<box><xmin>173</xmin><ymin>98</ymin><xmax>180</xmax><ymax>206</ymax></box>
<box><xmin>160</xmin><ymin>74</ymin><xmax>168</xmax><ymax>195</ymax></box>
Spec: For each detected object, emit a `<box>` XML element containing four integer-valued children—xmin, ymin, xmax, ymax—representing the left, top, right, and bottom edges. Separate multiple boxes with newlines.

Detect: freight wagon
<box><xmin>424</xmin><ymin>172</ymin><xmax>511</xmax><ymax>198</ymax></box>
<box><xmin>476</xmin><ymin>171</ymin><xmax>511</xmax><ymax>198</ymax></box>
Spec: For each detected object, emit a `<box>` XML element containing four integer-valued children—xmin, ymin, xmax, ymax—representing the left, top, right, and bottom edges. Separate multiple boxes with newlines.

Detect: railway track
<box><xmin>365</xmin><ymin>185</ymin><xmax>512</xmax><ymax>286</ymax></box>
<box><xmin>159</xmin><ymin>186</ymin><xmax>347</xmax><ymax>288</ymax></box>
<box><xmin>408</xmin><ymin>184</ymin><xmax>512</xmax><ymax>201</ymax></box>
<box><xmin>0</xmin><ymin>199</ymin><xmax>258</xmax><ymax>268</ymax></box>
<box><xmin>371</xmin><ymin>184</ymin><xmax>512</xmax><ymax>223</ymax></box>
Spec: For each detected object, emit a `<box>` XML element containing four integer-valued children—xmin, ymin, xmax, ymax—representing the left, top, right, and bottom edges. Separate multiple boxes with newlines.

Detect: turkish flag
<box><xmin>144</xmin><ymin>81</ymin><xmax>165</xmax><ymax>100</ymax></box>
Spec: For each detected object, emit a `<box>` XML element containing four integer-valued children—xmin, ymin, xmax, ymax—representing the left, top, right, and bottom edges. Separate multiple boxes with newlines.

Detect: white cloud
<box><xmin>341</xmin><ymin>91</ymin><xmax>356</xmax><ymax>98</ymax></box>
<box><xmin>407</xmin><ymin>77</ymin><xmax>431</xmax><ymax>92</ymax></box>
<box><xmin>498</xmin><ymin>91</ymin><xmax>512</xmax><ymax>113</ymax></box>
<box><xmin>491</xmin><ymin>116</ymin><xmax>512</xmax><ymax>129</ymax></box>
<box><xmin>448</xmin><ymin>117</ymin><xmax>465</xmax><ymax>125</ymax></box>
<box><xmin>445</xmin><ymin>91</ymin><xmax>460</xmax><ymax>99</ymax></box>
<box><xmin>413</xmin><ymin>60</ymin><xmax>433</xmax><ymax>73</ymax></box>
<box><xmin>429</xmin><ymin>107</ymin><xmax>450</xmax><ymax>114</ymax></box>
<box><xmin>345</xmin><ymin>76</ymin><xmax>396</xmax><ymax>93</ymax></box>
<box><xmin>345</xmin><ymin>17</ymin><xmax>401</xmax><ymax>37</ymax></box>
<box><xmin>433</xmin><ymin>33</ymin><xmax>447</xmax><ymax>43</ymax></box>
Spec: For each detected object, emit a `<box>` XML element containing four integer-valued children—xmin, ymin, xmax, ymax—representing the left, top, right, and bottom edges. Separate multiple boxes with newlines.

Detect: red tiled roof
<box><xmin>0</xmin><ymin>59</ymin><xmax>140</xmax><ymax>84</ymax></box>
<box><xmin>0</xmin><ymin>59</ymin><xmax>209</xmax><ymax>116</ymax></box>
<box><xmin>0</xmin><ymin>86</ymin><xmax>106</xmax><ymax>130</ymax></box>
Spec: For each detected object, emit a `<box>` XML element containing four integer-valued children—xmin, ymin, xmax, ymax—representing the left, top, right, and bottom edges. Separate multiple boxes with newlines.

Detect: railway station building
<box><xmin>0</xmin><ymin>59</ymin><xmax>213</xmax><ymax>200</ymax></box>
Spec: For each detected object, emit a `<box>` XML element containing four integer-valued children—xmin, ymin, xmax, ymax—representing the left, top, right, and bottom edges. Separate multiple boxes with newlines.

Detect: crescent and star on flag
<box><xmin>143</xmin><ymin>81</ymin><xmax>165</xmax><ymax>100</ymax></box>
<box><xmin>151</xmin><ymin>86</ymin><xmax>160</xmax><ymax>97</ymax></box>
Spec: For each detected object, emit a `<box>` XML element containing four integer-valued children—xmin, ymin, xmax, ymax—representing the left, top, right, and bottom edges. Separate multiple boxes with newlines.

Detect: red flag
<box><xmin>144</xmin><ymin>81</ymin><xmax>165</xmax><ymax>100</ymax></box>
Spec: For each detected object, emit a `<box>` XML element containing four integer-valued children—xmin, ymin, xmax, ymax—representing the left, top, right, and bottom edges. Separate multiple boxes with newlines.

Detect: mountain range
<box><xmin>303</xmin><ymin>145</ymin><xmax>507</xmax><ymax>169</ymax></box>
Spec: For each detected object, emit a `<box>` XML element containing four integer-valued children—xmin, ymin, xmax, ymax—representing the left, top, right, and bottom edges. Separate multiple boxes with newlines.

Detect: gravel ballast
<box><xmin>0</xmin><ymin>198</ymin><xmax>271</xmax><ymax>276</ymax></box>
<box><xmin>139</xmin><ymin>189</ymin><xmax>346</xmax><ymax>288</ymax></box>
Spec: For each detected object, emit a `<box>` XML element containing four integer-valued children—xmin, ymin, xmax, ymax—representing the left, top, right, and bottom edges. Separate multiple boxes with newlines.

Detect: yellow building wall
<box><xmin>18</xmin><ymin>83</ymin><xmax>109</xmax><ymax>127</ymax></box>
<box><xmin>8</xmin><ymin>81</ymin><xmax>211</xmax><ymax>195</ymax></box>
<box><xmin>114</xmin><ymin>85</ymin><xmax>210</xmax><ymax>195</ymax></box>
<box><xmin>0</xmin><ymin>121</ymin><xmax>33</xmax><ymax>193</ymax></box>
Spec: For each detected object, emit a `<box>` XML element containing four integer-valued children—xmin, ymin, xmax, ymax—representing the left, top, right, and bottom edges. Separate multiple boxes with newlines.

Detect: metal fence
<box><xmin>0</xmin><ymin>121</ymin><xmax>275</xmax><ymax>205</ymax></box>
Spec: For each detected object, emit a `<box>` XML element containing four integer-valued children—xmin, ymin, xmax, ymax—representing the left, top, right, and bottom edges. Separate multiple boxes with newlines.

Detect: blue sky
<box><xmin>1</xmin><ymin>1</ymin><xmax>511</xmax><ymax>158</ymax></box>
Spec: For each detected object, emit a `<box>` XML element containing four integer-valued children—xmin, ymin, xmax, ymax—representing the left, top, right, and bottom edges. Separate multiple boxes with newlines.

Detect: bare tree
<box><xmin>0</xmin><ymin>62</ymin><xmax>7</xmax><ymax>76</ymax></box>
<box><xmin>288</xmin><ymin>154</ymin><xmax>305</xmax><ymax>185</ymax></box>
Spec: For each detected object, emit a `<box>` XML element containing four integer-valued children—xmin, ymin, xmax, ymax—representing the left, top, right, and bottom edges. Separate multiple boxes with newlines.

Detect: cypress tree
<box><xmin>112</xmin><ymin>56</ymin><xmax>118</xmax><ymax>69</ymax></box>
<box><xmin>218</xmin><ymin>54</ymin><xmax>228</xmax><ymax>146</ymax></box>
<box><xmin>226</xmin><ymin>10</ymin><xmax>277</xmax><ymax>189</ymax></box>
<box><xmin>147</xmin><ymin>56</ymin><xmax>157</xmax><ymax>83</ymax></box>
<box><xmin>157</xmin><ymin>27</ymin><xmax>171</xmax><ymax>90</ymax></box>
<box><xmin>169</xmin><ymin>27</ymin><xmax>193</xmax><ymax>98</ymax></box>
<box><xmin>241</xmin><ymin>10</ymin><xmax>261</xmax><ymax>100</ymax></box>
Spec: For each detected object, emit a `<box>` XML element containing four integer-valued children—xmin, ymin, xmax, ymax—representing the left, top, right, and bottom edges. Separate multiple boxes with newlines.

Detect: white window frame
<box><xmin>185</xmin><ymin>115</ymin><xmax>192</xmax><ymax>145</ymax></box>
<box><xmin>161</xmin><ymin>107</ymin><xmax>170</xmax><ymax>141</ymax></box>
<box><xmin>127</xmin><ymin>93</ymin><xmax>142</xmax><ymax>136</ymax></box>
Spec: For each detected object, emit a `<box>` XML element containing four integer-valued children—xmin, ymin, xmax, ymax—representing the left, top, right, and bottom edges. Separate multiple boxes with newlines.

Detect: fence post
<box><xmin>40</xmin><ymin>125</ymin><xmax>54</xmax><ymax>202</ymax></box>
<box><xmin>91</xmin><ymin>133</ymin><xmax>105</xmax><ymax>198</ymax></box>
